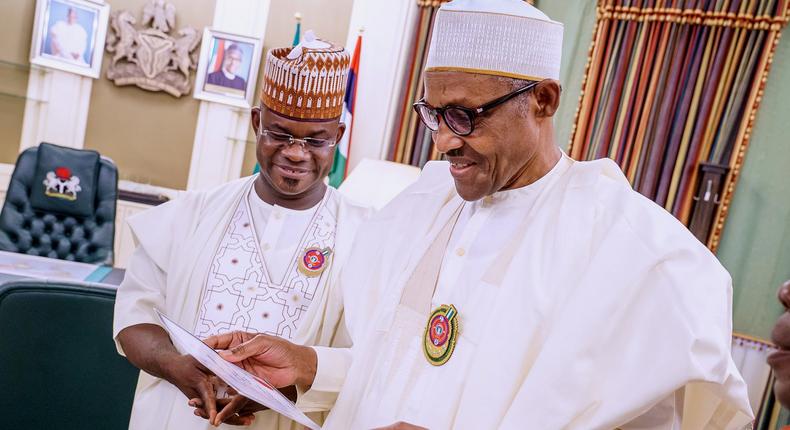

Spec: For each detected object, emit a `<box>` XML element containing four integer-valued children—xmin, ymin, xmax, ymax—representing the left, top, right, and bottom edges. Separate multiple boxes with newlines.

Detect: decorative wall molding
<box><xmin>0</xmin><ymin>163</ymin><xmax>14</xmax><ymax>206</ymax></box>
<box><xmin>20</xmin><ymin>68</ymin><xmax>93</xmax><ymax>151</ymax></box>
<box><xmin>186</xmin><ymin>102</ymin><xmax>249</xmax><ymax>190</ymax></box>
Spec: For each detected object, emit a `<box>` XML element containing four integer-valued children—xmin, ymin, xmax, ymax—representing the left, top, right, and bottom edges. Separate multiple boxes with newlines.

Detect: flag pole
<box><xmin>344</xmin><ymin>27</ymin><xmax>363</xmax><ymax>178</ymax></box>
<box><xmin>293</xmin><ymin>12</ymin><xmax>302</xmax><ymax>46</ymax></box>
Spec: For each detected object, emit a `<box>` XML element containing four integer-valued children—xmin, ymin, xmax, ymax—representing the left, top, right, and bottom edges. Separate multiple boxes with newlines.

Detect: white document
<box><xmin>156</xmin><ymin>310</ymin><xmax>320</xmax><ymax>430</ymax></box>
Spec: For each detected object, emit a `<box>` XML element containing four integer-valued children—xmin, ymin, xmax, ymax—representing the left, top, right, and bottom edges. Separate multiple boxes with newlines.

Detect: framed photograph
<box><xmin>194</xmin><ymin>29</ymin><xmax>263</xmax><ymax>109</ymax></box>
<box><xmin>30</xmin><ymin>0</ymin><xmax>110</xmax><ymax>78</ymax></box>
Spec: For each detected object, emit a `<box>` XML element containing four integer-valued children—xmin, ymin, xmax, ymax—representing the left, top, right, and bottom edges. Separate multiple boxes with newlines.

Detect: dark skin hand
<box><xmin>768</xmin><ymin>280</ymin><xmax>790</xmax><ymax>407</ymax></box>
<box><xmin>117</xmin><ymin>324</ymin><xmax>218</xmax><ymax>423</ymax></box>
<box><xmin>251</xmin><ymin>105</ymin><xmax>345</xmax><ymax>210</ymax></box>
<box><xmin>424</xmin><ymin>71</ymin><xmax>562</xmax><ymax>202</ymax></box>
<box><xmin>192</xmin><ymin>331</ymin><xmax>316</xmax><ymax>426</ymax></box>
<box><xmin>190</xmin><ymin>385</ymin><xmax>298</xmax><ymax>426</ymax></box>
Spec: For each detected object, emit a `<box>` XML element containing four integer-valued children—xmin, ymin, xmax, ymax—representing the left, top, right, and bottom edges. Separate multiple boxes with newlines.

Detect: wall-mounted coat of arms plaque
<box><xmin>105</xmin><ymin>0</ymin><xmax>201</xmax><ymax>97</ymax></box>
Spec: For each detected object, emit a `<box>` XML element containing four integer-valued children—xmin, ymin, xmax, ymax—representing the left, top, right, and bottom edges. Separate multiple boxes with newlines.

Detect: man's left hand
<box><xmin>190</xmin><ymin>396</ymin><xmax>262</xmax><ymax>426</ymax></box>
<box><xmin>769</xmin><ymin>280</ymin><xmax>790</xmax><ymax>407</ymax></box>
<box><xmin>190</xmin><ymin>385</ymin><xmax>297</xmax><ymax>426</ymax></box>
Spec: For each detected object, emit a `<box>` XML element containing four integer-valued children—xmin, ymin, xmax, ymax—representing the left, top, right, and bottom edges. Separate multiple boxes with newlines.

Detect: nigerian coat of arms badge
<box><xmin>105</xmin><ymin>0</ymin><xmax>201</xmax><ymax>97</ymax></box>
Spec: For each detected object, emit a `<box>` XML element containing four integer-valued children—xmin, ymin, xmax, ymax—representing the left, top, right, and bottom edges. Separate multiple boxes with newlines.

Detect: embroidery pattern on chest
<box><xmin>195</xmin><ymin>191</ymin><xmax>337</xmax><ymax>340</ymax></box>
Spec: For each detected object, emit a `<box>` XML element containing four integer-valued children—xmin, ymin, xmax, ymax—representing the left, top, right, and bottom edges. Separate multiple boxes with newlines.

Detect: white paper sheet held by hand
<box><xmin>156</xmin><ymin>310</ymin><xmax>321</xmax><ymax>430</ymax></box>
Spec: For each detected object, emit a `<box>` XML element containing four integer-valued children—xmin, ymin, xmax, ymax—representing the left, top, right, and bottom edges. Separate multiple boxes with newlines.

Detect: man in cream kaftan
<box><xmin>322</xmin><ymin>155</ymin><xmax>752</xmax><ymax>429</ymax></box>
<box><xmin>115</xmin><ymin>178</ymin><xmax>366</xmax><ymax>430</ymax></box>
<box><xmin>113</xmin><ymin>32</ymin><xmax>367</xmax><ymax>430</ymax></box>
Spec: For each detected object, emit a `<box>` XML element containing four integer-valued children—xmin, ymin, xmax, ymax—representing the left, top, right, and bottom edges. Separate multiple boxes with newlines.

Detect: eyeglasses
<box><xmin>412</xmin><ymin>81</ymin><xmax>539</xmax><ymax>136</ymax></box>
<box><xmin>256</xmin><ymin>107</ymin><xmax>338</xmax><ymax>149</ymax></box>
<box><xmin>259</xmin><ymin>129</ymin><xmax>337</xmax><ymax>150</ymax></box>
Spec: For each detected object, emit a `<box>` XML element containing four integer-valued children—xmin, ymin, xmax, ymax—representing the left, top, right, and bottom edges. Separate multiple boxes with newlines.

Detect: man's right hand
<box><xmin>204</xmin><ymin>331</ymin><xmax>318</xmax><ymax>389</ymax></box>
<box><xmin>117</xmin><ymin>324</ymin><xmax>218</xmax><ymax>422</ymax></box>
<box><xmin>161</xmin><ymin>353</ymin><xmax>218</xmax><ymax>422</ymax></box>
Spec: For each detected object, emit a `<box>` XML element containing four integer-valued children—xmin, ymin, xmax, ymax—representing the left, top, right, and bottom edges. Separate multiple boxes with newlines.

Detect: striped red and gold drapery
<box><xmin>389</xmin><ymin>2</ymin><xmax>445</xmax><ymax>166</ymax></box>
<box><xmin>570</xmin><ymin>0</ymin><xmax>789</xmax><ymax>250</ymax></box>
<box><xmin>389</xmin><ymin>1</ymin><xmax>535</xmax><ymax>166</ymax></box>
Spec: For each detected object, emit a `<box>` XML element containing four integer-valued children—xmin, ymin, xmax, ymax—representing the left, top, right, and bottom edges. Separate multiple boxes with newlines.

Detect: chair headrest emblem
<box><xmin>43</xmin><ymin>166</ymin><xmax>83</xmax><ymax>202</ymax></box>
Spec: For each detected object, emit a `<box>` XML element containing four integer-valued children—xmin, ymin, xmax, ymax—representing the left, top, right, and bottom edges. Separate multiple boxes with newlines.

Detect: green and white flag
<box><xmin>329</xmin><ymin>34</ymin><xmax>361</xmax><ymax>188</ymax></box>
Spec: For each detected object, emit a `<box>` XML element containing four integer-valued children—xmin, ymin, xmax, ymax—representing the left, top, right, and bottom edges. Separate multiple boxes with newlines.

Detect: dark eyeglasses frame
<box><xmin>412</xmin><ymin>80</ymin><xmax>539</xmax><ymax>137</ymax></box>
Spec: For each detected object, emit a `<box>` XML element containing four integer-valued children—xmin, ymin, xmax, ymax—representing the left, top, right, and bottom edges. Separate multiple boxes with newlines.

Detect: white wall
<box><xmin>0</xmin><ymin>164</ymin><xmax>13</xmax><ymax>205</ymax></box>
<box><xmin>344</xmin><ymin>0</ymin><xmax>419</xmax><ymax>170</ymax></box>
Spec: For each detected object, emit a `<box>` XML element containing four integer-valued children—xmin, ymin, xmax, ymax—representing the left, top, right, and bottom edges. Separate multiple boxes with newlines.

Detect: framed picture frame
<box><xmin>30</xmin><ymin>0</ymin><xmax>110</xmax><ymax>79</ymax></box>
<box><xmin>193</xmin><ymin>29</ymin><xmax>263</xmax><ymax>109</ymax></box>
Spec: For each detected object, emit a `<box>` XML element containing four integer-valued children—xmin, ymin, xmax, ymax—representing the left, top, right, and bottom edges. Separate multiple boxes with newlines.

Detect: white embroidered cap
<box><xmin>425</xmin><ymin>0</ymin><xmax>564</xmax><ymax>81</ymax></box>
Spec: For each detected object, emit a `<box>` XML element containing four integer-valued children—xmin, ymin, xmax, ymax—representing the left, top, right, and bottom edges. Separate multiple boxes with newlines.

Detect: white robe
<box><xmin>112</xmin><ymin>176</ymin><xmax>369</xmax><ymax>430</ymax></box>
<box><xmin>319</xmin><ymin>157</ymin><xmax>753</xmax><ymax>429</ymax></box>
<box><xmin>49</xmin><ymin>21</ymin><xmax>88</xmax><ymax>64</ymax></box>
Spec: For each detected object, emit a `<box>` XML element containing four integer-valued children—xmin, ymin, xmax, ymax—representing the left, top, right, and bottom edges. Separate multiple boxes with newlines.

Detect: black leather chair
<box><xmin>0</xmin><ymin>143</ymin><xmax>118</xmax><ymax>264</ymax></box>
<box><xmin>0</xmin><ymin>280</ymin><xmax>138</xmax><ymax>429</ymax></box>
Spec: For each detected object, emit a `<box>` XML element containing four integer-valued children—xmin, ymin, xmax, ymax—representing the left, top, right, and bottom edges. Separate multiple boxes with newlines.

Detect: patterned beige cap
<box><xmin>261</xmin><ymin>31</ymin><xmax>351</xmax><ymax>120</ymax></box>
<box><xmin>426</xmin><ymin>0</ymin><xmax>564</xmax><ymax>81</ymax></box>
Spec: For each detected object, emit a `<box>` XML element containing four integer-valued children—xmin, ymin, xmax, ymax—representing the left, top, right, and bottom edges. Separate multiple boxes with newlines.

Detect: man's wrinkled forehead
<box><xmin>424</xmin><ymin>71</ymin><xmax>509</xmax><ymax>107</ymax></box>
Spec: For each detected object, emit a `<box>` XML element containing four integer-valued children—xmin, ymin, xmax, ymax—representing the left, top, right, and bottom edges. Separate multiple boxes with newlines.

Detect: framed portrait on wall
<box><xmin>193</xmin><ymin>29</ymin><xmax>263</xmax><ymax>109</ymax></box>
<box><xmin>30</xmin><ymin>0</ymin><xmax>110</xmax><ymax>78</ymax></box>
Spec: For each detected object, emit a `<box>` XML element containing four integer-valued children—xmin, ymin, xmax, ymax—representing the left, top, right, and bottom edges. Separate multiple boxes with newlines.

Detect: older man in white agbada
<box><xmin>49</xmin><ymin>8</ymin><xmax>88</xmax><ymax>64</ymax></box>
<box><xmin>202</xmin><ymin>1</ymin><xmax>754</xmax><ymax>428</ymax></box>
